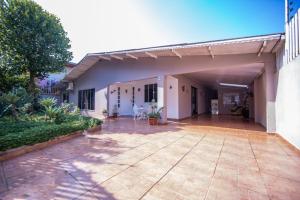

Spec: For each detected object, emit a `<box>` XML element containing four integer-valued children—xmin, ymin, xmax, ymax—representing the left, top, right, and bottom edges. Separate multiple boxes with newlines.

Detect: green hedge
<box><xmin>0</xmin><ymin>115</ymin><xmax>102</xmax><ymax>151</ymax></box>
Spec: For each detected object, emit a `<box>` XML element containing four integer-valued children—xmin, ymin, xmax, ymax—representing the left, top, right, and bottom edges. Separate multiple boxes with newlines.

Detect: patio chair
<box><xmin>133</xmin><ymin>104</ymin><xmax>140</xmax><ymax>120</ymax></box>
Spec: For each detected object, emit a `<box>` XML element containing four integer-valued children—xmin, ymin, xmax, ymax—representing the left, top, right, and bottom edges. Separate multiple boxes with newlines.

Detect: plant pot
<box><xmin>149</xmin><ymin>117</ymin><xmax>158</xmax><ymax>125</ymax></box>
<box><xmin>112</xmin><ymin>113</ymin><xmax>118</xmax><ymax>118</ymax></box>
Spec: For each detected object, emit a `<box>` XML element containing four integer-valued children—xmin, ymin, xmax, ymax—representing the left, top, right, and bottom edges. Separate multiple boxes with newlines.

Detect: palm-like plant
<box><xmin>1</xmin><ymin>92</ymin><xmax>20</xmax><ymax>120</ymax></box>
<box><xmin>39</xmin><ymin>98</ymin><xmax>57</xmax><ymax>121</ymax></box>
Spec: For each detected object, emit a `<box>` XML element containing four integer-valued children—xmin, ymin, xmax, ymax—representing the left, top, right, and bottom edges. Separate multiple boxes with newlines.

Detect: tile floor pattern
<box><xmin>1</xmin><ymin>116</ymin><xmax>300</xmax><ymax>200</ymax></box>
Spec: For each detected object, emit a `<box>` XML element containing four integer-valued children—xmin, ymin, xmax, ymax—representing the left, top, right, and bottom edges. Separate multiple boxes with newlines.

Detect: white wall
<box><xmin>254</xmin><ymin>72</ymin><xmax>266</xmax><ymax>128</ymax></box>
<box><xmin>167</xmin><ymin>76</ymin><xmax>179</xmax><ymax>119</ymax></box>
<box><xmin>108</xmin><ymin>78</ymin><xmax>157</xmax><ymax>116</ymax></box>
<box><xmin>275</xmin><ymin>54</ymin><xmax>300</xmax><ymax>149</ymax></box>
<box><xmin>176</xmin><ymin>75</ymin><xmax>206</xmax><ymax>119</ymax></box>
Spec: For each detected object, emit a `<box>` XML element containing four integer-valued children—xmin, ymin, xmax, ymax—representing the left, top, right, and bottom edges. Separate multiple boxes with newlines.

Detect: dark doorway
<box><xmin>191</xmin><ymin>86</ymin><xmax>198</xmax><ymax>116</ymax></box>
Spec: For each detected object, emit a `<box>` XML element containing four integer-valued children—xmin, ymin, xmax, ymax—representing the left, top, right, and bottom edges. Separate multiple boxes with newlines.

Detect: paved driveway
<box><xmin>1</xmin><ymin>117</ymin><xmax>300</xmax><ymax>200</ymax></box>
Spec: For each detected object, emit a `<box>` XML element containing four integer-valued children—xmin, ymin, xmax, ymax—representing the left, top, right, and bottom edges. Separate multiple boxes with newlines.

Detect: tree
<box><xmin>0</xmin><ymin>0</ymin><xmax>72</xmax><ymax>96</ymax></box>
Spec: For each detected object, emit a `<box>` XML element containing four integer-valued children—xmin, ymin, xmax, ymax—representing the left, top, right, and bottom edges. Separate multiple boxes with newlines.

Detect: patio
<box><xmin>1</xmin><ymin>117</ymin><xmax>300</xmax><ymax>200</ymax></box>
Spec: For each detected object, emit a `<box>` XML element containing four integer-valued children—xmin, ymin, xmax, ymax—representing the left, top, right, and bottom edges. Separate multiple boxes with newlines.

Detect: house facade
<box><xmin>64</xmin><ymin>2</ymin><xmax>300</xmax><ymax>149</ymax></box>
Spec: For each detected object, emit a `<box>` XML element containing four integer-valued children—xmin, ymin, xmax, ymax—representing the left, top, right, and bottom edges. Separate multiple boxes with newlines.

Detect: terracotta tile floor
<box><xmin>1</xmin><ymin>116</ymin><xmax>300</xmax><ymax>200</ymax></box>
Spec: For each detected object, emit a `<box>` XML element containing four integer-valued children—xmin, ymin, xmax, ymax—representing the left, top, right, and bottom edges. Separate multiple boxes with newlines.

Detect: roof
<box><xmin>65</xmin><ymin>33</ymin><xmax>285</xmax><ymax>80</ymax></box>
<box><xmin>66</xmin><ymin>62</ymin><xmax>77</xmax><ymax>68</ymax></box>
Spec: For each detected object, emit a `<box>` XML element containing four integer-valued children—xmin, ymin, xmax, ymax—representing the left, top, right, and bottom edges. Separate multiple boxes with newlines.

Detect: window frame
<box><xmin>144</xmin><ymin>83</ymin><xmax>157</xmax><ymax>103</ymax></box>
<box><xmin>78</xmin><ymin>88</ymin><xmax>95</xmax><ymax>110</ymax></box>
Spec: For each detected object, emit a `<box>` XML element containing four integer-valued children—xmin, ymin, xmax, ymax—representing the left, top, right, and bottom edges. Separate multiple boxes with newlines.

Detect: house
<box><xmin>64</xmin><ymin>2</ymin><xmax>300</xmax><ymax>150</ymax></box>
<box><xmin>38</xmin><ymin>62</ymin><xmax>76</xmax><ymax>104</ymax></box>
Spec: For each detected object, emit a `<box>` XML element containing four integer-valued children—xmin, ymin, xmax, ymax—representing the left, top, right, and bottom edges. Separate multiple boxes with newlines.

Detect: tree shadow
<box><xmin>0</xmin><ymin>115</ymin><xmax>267</xmax><ymax>199</ymax></box>
<box><xmin>0</xmin><ymin>134</ymin><xmax>131</xmax><ymax>199</ymax></box>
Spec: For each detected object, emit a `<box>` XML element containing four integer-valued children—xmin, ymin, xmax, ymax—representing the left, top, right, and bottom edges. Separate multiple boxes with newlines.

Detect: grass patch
<box><xmin>0</xmin><ymin>115</ymin><xmax>102</xmax><ymax>151</ymax></box>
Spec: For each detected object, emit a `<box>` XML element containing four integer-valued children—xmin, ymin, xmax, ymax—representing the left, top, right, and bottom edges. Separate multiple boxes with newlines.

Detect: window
<box><xmin>78</xmin><ymin>89</ymin><xmax>95</xmax><ymax>110</ymax></box>
<box><xmin>144</xmin><ymin>84</ymin><xmax>157</xmax><ymax>102</ymax></box>
<box><xmin>117</xmin><ymin>87</ymin><xmax>120</xmax><ymax>108</ymax></box>
<box><xmin>62</xmin><ymin>92</ymin><xmax>69</xmax><ymax>103</ymax></box>
<box><xmin>132</xmin><ymin>87</ymin><xmax>135</xmax><ymax>106</ymax></box>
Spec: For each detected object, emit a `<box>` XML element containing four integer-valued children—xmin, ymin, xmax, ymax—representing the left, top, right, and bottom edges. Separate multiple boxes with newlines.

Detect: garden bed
<box><xmin>0</xmin><ymin>115</ymin><xmax>102</xmax><ymax>152</ymax></box>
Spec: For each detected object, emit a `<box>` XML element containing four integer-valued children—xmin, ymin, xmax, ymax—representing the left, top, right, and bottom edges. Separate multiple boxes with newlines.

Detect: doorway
<box><xmin>191</xmin><ymin>86</ymin><xmax>198</xmax><ymax>116</ymax></box>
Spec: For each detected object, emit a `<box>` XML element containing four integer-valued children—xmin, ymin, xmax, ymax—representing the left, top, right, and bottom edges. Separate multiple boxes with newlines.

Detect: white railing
<box><xmin>286</xmin><ymin>8</ymin><xmax>300</xmax><ymax>63</ymax></box>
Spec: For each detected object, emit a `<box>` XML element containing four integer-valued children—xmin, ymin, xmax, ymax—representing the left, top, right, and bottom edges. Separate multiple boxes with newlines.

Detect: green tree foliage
<box><xmin>0</xmin><ymin>0</ymin><xmax>72</xmax><ymax>94</ymax></box>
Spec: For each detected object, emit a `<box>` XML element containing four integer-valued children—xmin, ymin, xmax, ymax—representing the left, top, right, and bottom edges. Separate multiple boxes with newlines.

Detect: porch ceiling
<box><xmin>182</xmin><ymin>63</ymin><xmax>264</xmax><ymax>86</ymax></box>
<box><xmin>65</xmin><ymin>33</ymin><xmax>284</xmax><ymax>81</ymax></box>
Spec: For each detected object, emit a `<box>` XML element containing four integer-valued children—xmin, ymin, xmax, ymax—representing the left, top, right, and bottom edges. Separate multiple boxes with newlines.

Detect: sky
<box><xmin>34</xmin><ymin>0</ymin><xmax>285</xmax><ymax>62</ymax></box>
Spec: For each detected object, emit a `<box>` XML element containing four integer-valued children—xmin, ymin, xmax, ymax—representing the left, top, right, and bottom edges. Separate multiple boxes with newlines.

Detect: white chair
<box><xmin>142</xmin><ymin>104</ymin><xmax>152</xmax><ymax>120</ymax></box>
<box><xmin>133</xmin><ymin>104</ymin><xmax>140</xmax><ymax>120</ymax></box>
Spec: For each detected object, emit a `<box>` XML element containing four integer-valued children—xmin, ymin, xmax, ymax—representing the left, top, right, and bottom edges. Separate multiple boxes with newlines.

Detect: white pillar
<box><xmin>157</xmin><ymin>75</ymin><xmax>168</xmax><ymax>123</ymax></box>
<box><xmin>265</xmin><ymin>62</ymin><xmax>276</xmax><ymax>133</ymax></box>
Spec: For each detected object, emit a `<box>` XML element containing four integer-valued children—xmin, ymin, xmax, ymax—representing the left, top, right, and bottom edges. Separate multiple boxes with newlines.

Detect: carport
<box><xmin>65</xmin><ymin>33</ymin><xmax>284</xmax><ymax>132</ymax></box>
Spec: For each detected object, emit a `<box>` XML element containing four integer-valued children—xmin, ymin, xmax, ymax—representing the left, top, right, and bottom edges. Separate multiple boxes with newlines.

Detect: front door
<box><xmin>191</xmin><ymin>86</ymin><xmax>198</xmax><ymax>116</ymax></box>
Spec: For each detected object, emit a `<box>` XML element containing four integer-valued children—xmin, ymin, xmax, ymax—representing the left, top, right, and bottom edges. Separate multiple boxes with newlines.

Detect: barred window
<box><xmin>78</xmin><ymin>89</ymin><xmax>95</xmax><ymax>110</ymax></box>
<box><xmin>117</xmin><ymin>87</ymin><xmax>120</xmax><ymax>108</ymax></box>
<box><xmin>132</xmin><ymin>87</ymin><xmax>135</xmax><ymax>106</ymax></box>
<box><xmin>144</xmin><ymin>84</ymin><xmax>157</xmax><ymax>102</ymax></box>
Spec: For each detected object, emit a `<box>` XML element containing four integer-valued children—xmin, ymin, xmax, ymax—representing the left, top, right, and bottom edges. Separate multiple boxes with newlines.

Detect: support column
<box><xmin>157</xmin><ymin>75</ymin><xmax>168</xmax><ymax>123</ymax></box>
<box><xmin>265</xmin><ymin>62</ymin><xmax>276</xmax><ymax>133</ymax></box>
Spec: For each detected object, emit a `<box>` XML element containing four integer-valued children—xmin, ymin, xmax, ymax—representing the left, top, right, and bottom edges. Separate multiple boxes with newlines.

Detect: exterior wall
<box><xmin>275</xmin><ymin>48</ymin><xmax>300</xmax><ymax>149</ymax></box>
<box><xmin>69</xmin><ymin>54</ymin><xmax>275</xmax><ymax>118</ymax></box>
<box><xmin>108</xmin><ymin>78</ymin><xmax>157</xmax><ymax>116</ymax></box>
<box><xmin>254</xmin><ymin>72</ymin><xmax>267</xmax><ymax>128</ymax></box>
<box><xmin>176</xmin><ymin>75</ymin><xmax>206</xmax><ymax>119</ymax></box>
<box><xmin>167</xmin><ymin>76</ymin><xmax>179</xmax><ymax>119</ymax></box>
<box><xmin>217</xmin><ymin>86</ymin><xmax>247</xmax><ymax>115</ymax></box>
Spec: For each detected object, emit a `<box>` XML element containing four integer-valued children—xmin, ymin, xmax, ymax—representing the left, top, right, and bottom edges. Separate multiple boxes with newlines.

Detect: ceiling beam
<box><xmin>271</xmin><ymin>35</ymin><xmax>284</xmax><ymax>53</ymax></box>
<box><xmin>98</xmin><ymin>55</ymin><xmax>111</xmax><ymax>61</ymax></box>
<box><xmin>145</xmin><ymin>51</ymin><xmax>157</xmax><ymax>59</ymax></box>
<box><xmin>171</xmin><ymin>49</ymin><xmax>182</xmax><ymax>59</ymax></box>
<box><xmin>126</xmin><ymin>53</ymin><xmax>138</xmax><ymax>60</ymax></box>
<box><xmin>258</xmin><ymin>41</ymin><xmax>267</xmax><ymax>57</ymax></box>
<box><xmin>110</xmin><ymin>55</ymin><xmax>124</xmax><ymax>60</ymax></box>
<box><xmin>208</xmin><ymin>46</ymin><xmax>214</xmax><ymax>59</ymax></box>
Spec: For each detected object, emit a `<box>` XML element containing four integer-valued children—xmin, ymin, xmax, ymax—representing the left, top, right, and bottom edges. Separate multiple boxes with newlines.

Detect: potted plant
<box><xmin>148</xmin><ymin>111</ymin><xmax>161</xmax><ymax>125</ymax></box>
<box><xmin>112</xmin><ymin>104</ymin><xmax>118</xmax><ymax>118</ymax></box>
<box><xmin>102</xmin><ymin>109</ymin><xmax>108</xmax><ymax>118</ymax></box>
<box><xmin>147</xmin><ymin>99</ymin><xmax>163</xmax><ymax>125</ymax></box>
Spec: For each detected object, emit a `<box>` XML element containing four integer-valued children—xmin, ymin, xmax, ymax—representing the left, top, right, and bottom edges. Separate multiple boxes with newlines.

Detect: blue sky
<box><xmin>144</xmin><ymin>0</ymin><xmax>284</xmax><ymax>41</ymax></box>
<box><xmin>35</xmin><ymin>0</ymin><xmax>285</xmax><ymax>62</ymax></box>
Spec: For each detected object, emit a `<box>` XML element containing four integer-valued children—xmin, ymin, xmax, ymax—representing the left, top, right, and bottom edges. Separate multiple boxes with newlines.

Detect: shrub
<box><xmin>85</xmin><ymin>117</ymin><xmax>102</xmax><ymax>128</ymax></box>
<box><xmin>0</xmin><ymin>115</ymin><xmax>103</xmax><ymax>151</ymax></box>
<box><xmin>40</xmin><ymin>97</ymin><xmax>57</xmax><ymax>110</ymax></box>
<box><xmin>0</xmin><ymin>119</ymin><xmax>88</xmax><ymax>151</ymax></box>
